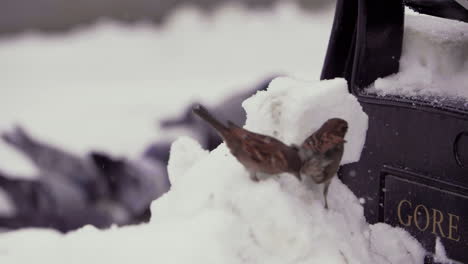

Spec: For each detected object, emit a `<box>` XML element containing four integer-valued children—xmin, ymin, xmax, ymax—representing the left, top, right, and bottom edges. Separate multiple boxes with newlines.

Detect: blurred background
<box><xmin>0</xmin><ymin>0</ymin><xmax>336</xmax><ymax>232</ymax></box>
<box><xmin>0</xmin><ymin>0</ymin><xmax>333</xmax><ymax>35</ymax></box>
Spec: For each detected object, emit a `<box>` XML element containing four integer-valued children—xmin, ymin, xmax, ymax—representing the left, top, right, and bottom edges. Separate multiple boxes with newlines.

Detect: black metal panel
<box><xmin>320</xmin><ymin>0</ymin><xmax>358</xmax><ymax>82</ymax></box>
<box><xmin>337</xmin><ymin>99</ymin><xmax>468</xmax><ymax>262</ymax></box>
<box><xmin>351</xmin><ymin>0</ymin><xmax>404</xmax><ymax>90</ymax></box>
<box><xmin>338</xmin><ymin>100</ymin><xmax>468</xmax><ymax>220</ymax></box>
<box><xmin>321</xmin><ymin>0</ymin><xmax>404</xmax><ymax>91</ymax></box>
<box><xmin>384</xmin><ymin>172</ymin><xmax>468</xmax><ymax>262</ymax></box>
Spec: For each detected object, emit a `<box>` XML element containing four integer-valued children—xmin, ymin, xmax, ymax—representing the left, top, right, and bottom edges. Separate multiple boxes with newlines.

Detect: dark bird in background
<box><xmin>299</xmin><ymin>118</ymin><xmax>348</xmax><ymax>209</ymax></box>
<box><xmin>1</xmin><ymin>126</ymin><xmax>106</xmax><ymax>201</ymax></box>
<box><xmin>192</xmin><ymin>104</ymin><xmax>302</xmax><ymax>181</ymax></box>
<box><xmin>90</xmin><ymin>152</ymin><xmax>168</xmax><ymax>224</ymax></box>
<box><xmin>0</xmin><ymin>126</ymin><xmax>169</xmax><ymax>232</ymax></box>
<box><xmin>0</xmin><ymin>170</ymin><xmax>113</xmax><ymax>232</ymax></box>
<box><xmin>0</xmin><ymin>76</ymin><xmax>273</xmax><ymax>232</ymax></box>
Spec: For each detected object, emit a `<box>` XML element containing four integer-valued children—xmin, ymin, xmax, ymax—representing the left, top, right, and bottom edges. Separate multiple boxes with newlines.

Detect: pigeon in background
<box><xmin>0</xmin><ymin>170</ymin><xmax>113</xmax><ymax>232</ymax></box>
<box><xmin>0</xmin><ymin>127</ymin><xmax>170</xmax><ymax>231</ymax></box>
<box><xmin>143</xmin><ymin>141</ymin><xmax>172</xmax><ymax>167</ymax></box>
<box><xmin>1</xmin><ymin>126</ymin><xmax>107</xmax><ymax>201</ymax></box>
<box><xmin>90</xmin><ymin>151</ymin><xmax>169</xmax><ymax>224</ymax></box>
<box><xmin>0</xmin><ymin>76</ymin><xmax>276</xmax><ymax>231</ymax></box>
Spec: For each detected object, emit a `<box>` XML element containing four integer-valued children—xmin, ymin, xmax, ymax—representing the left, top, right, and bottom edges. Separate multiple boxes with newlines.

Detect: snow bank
<box><xmin>0</xmin><ymin>77</ymin><xmax>425</xmax><ymax>264</ymax></box>
<box><xmin>243</xmin><ymin>77</ymin><xmax>367</xmax><ymax>164</ymax></box>
<box><xmin>367</xmin><ymin>14</ymin><xmax>468</xmax><ymax>100</ymax></box>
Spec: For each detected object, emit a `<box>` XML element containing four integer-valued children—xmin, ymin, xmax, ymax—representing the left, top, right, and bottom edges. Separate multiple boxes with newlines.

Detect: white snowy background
<box><xmin>0</xmin><ymin>2</ymin><xmax>462</xmax><ymax>263</ymax></box>
<box><xmin>0</xmin><ymin>3</ymin><xmax>334</xmax><ymax>177</ymax></box>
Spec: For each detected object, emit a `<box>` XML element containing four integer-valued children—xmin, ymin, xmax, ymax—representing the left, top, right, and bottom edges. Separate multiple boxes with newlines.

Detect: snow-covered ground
<box><xmin>0</xmin><ymin>76</ymin><xmax>427</xmax><ymax>264</ymax></box>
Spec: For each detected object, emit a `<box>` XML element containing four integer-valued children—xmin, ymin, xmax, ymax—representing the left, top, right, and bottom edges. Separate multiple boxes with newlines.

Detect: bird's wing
<box><xmin>302</xmin><ymin>132</ymin><xmax>345</xmax><ymax>154</ymax></box>
<box><xmin>227</xmin><ymin>126</ymin><xmax>299</xmax><ymax>173</ymax></box>
<box><xmin>301</xmin><ymin>133</ymin><xmax>321</xmax><ymax>152</ymax></box>
<box><xmin>242</xmin><ymin>132</ymin><xmax>291</xmax><ymax>169</ymax></box>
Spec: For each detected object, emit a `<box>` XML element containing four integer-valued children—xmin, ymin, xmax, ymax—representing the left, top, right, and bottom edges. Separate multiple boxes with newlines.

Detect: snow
<box><xmin>455</xmin><ymin>0</ymin><xmax>468</xmax><ymax>10</ymax></box>
<box><xmin>434</xmin><ymin>237</ymin><xmax>459</xmax><ymax>264</ymax></box>
<box><xmin>434</xmin><ymin>237</ymin><xmax>449</xmax><ymax>263</ymax></box>
<box><xmin>167</xmin><ymin>136</ymin><xmax>209</xmax><ymax>185</ymax></box>
<box><xmin>243</xmin><ymin>78</ymin><xmax>367</xmax><ymax>165</ymax></box>
<box><xmin>0</xmin><ymin>77</ymin><xmax>426</xmax><ymax>263</ymax></box>
<box><xmin>367</xmin><ymin>14</ymin><xmax>468</xmax><ymax>101</ymax></box>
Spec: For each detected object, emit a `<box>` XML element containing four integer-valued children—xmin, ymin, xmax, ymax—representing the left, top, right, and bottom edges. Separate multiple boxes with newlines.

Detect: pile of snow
<box><xmin>242</xmin><ymin>78</ymin><xmax>366</xmax><ymax>164</ymax></box>
<box><xmin>0</xmin><ymin>3</ymin><xmax>334</xmax><ymax>177</ymax></box>
<box><xmin>0</xmin><ymin>78</ymin><xmax>426</xmax><ymax>264</ymax></box>
<box><xmin>367</xmin><ymin>14</ymin><xmax>468</xmax><ymax>101</ymax></box>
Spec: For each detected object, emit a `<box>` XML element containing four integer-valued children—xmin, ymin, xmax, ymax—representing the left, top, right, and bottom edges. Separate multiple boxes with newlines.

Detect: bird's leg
<box><xmin>311</xmin><ymin>172</ymin><xmax>327</xmax><ymax>184</ymax></box>
<box><xmin>256</xmin><ymin>172</ymin><xmax>271</xmax><ymax>181</ymax></box>
<box><xmin>249</xmin><ymin>172</ymin><xmax>259</xmax><ymax>182</ymax></box>
<box><xmin>293</xmin><ymin>172</ymin><xmax>302</xmax><ymax>181</ymax></box>
<box><xmin>323</xmin><ymin>179</ymin><xmax>331</xmax><ymax>209</ymax></box>
<box><xmin>250</xmin><ymin>172</ymin><xmax>274</xmax><ymax>182</ymax></box>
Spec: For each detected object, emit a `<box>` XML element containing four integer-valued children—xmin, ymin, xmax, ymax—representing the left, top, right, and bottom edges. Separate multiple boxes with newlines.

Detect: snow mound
<box><xmin>367</xmin><ymin>14</ymin><xmax>468</xmax><ymax>100</ymax></box>
<box><xmin>0</xmin><ymin>78</ymin><xmax>425</xmax><ymax>264</ymax></box>
<box><xmin>167</xmin><ymin>136</ymin><xmax>210</xmax><ymax>185</ymax></box>
<box><xmin>243</xmin><ymin>77</ymin><xmax>367</xmax><ymax>164</ymax></box>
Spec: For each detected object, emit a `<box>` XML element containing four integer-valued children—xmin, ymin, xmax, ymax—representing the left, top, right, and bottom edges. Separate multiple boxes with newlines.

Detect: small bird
<box><xmin>299</xmin><ymin>118</ymin><xmax>348</xmax><ymax>209</ymax></box>
<box><xmin>192</xmin><ymin>104</ymin><xmax>302</xmax><ymax>181</ymax></box>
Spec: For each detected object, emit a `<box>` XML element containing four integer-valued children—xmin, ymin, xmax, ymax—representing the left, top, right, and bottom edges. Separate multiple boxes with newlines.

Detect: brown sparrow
<box><xmin>299</xmin><ymin>118</ymin><xmax>348</xmax><ymax>209</ymax></box>
<box><xmin>192</xmin><ymin>104</ymin><xmax>302</xmax><ymax>181</ymax></box>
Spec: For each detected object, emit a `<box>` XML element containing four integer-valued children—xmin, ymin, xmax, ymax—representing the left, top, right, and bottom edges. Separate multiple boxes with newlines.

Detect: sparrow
<box><xmin>192</xmin><ymin>104</ymin><xmax>302</xmax><ymax>181</ymax></box>
<box><xmin>299</xmin><ymin>118</ymin><xmax>348</xmax><ymax>209</ymax></box>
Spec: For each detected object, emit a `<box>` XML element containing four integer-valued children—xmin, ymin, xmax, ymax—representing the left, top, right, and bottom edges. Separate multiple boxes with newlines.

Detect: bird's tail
<box><xmin>1</xmin><ymin>126</ymin><xmax>38</xmax><ymax>155</ymax></box>
<box><xmin>192</xmin><ymin>104</ymin><xmax>229</xmax><ymax>136</ymax></box>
